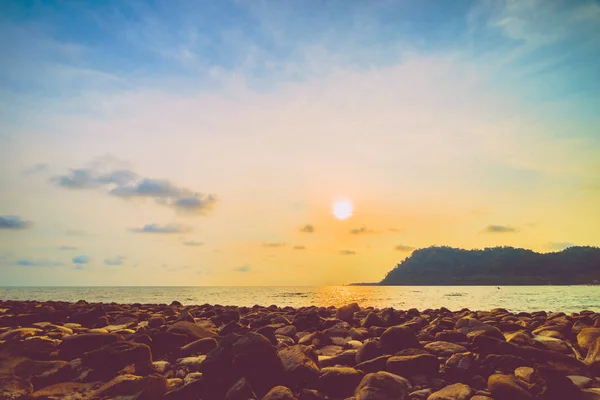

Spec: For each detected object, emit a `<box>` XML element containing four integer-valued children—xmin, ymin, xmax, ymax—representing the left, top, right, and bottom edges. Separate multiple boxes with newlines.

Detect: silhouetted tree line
<box><xmin>380</xmin><ymin>246</ymin><xmax>600</xmax><ymax>285</ymax></box>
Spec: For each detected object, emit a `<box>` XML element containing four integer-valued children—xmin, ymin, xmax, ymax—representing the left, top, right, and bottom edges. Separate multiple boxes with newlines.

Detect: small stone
<box><xmin>427</xmin><ymin>383</ymin><xmax>473</xmax><ymax>400</ymax></box>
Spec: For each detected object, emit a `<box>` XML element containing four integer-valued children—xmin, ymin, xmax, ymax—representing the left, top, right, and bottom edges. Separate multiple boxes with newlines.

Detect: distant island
<box><xmin>351</xmin><ymin>246</ymin><xmax>600</xmax><ymax>285</ymax></box>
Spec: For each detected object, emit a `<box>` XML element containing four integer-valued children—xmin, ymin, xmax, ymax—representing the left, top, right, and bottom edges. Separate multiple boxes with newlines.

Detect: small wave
<box><xmin>444</xmin><ymin>293</ymin><xmax>465</xmax><ymax>297</ymax></box>
<box><xmin>281</xmin><ymin>292</ymin><xmax>309</xmax><ymax>297</ymax></box>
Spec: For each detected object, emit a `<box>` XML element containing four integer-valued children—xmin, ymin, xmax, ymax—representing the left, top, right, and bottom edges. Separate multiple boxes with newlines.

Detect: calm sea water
<box><xmin>1</xmin><ymin>286</ymin><xmax>599</xmax><ymax>313</ymax></box>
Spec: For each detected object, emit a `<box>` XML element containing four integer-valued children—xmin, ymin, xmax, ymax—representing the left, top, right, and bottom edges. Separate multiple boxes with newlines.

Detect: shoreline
<box><xmin>0</xmin><ymin>300</ymin><xmax>599</xmax><ymax>399</ymax></box>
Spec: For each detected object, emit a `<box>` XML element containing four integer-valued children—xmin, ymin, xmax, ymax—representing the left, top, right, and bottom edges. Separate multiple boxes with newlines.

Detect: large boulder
<box><xmin>57</xmin><ymin>332</ymin><xmax>122</xmax><ymax>360</ymax></box>
<box><xmin>262</xmin><ymin>385</ymin><xmax>298</xmax><ymax>400</ymax></box>
<box><xmin>278</xmin><ymin>345</ymin><xmax>320</xmax><ymax>388</ymax></box>
<box><xmin>354</xmin><ymin>371</ymin><xmax>412</xmax><ymax>400</ymax></box>
<box><xmin>166</xmin><ymin>321</ymin><xmax>217</xmax><ymax>340</ymax></box>
<box><xmin>487</xmin><ymin>374</ymin><xmax>532</xmax><ymax>400</ymax></box>
<box><xmin>317</xmin><ymin>366</ymin><xmax>364</xmax><ymax>398</ymax></box>
<box><xmin>427</xmin><ymin>383</ymin><xmax>473</xmax><ymax>400</ymax></box>
<box><xmin>578</xmin><ymin>328</ymin><xmax>600</xmax><ymax>353</ymax></box>
<box><xmin>379</xmin><ymin>326</ymin><xmax>420</xmax><ymax>353</ymax></box>
<box><xmin>386</xmin><ymin>354</ymin><xmax>439</xmax><ymax>377</ymax></box>
<box><xmin>82</xmin><ymin>341</ymin><xmax>152</xmax><ymax>376</ymax></box>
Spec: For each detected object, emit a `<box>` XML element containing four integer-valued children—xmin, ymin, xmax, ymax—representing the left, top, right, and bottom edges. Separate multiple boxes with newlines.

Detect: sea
<box><xmin>1</xmin><ymin>286</ymin><xmax>599</xmax><ymax>313</ymax></box>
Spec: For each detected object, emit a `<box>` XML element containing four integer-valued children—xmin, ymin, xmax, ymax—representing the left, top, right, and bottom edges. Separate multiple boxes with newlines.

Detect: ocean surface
<box><xmin>1</xmin><ymin>286</ymin><xmax>599</xmax><ymax>313</ymax></box>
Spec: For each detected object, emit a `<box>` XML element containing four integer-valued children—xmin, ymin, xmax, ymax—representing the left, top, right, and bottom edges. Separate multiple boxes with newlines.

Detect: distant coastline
<box><xmin>351</xmin><ymin>245</ymin><xmax>600</xmax><ymax>286</ymax></box>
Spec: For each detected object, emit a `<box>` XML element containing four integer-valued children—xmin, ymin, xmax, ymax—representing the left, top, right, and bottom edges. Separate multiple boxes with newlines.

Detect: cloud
<box><xmin>105</xmin><ymin>256</ymin><xmax>126</xmax><ymax>266</ymax></box>
<box><xmin>16</xmin><ymin>259</ymin><xmax>63</xmax><ymax>267</ymax></box>
<box><xmin>349</xmin><ymin>226</ymin><xmax>376</xmax><ymax>235</ymax></box>
<box><xmin>0</xmin><ymin>215</ymin><xmax>32</xmax><ymax>230</ymax></box>
<box><xmin>299</xmin><ymin>224</ymin><xmax>315</xmax><ymax>233</ymax></box>
<box><xmin>72</xmin><ymin>255</ymin><xmax>90</xmax><ymax>264</ymax></box>
<box><xmin>53</xmin><ymin>162</ymin><xmax>217</xmax><ymax>216</ymax></box>
<box><xmin>22</xmin><ymin>163</ymin><xmax>49</xmax><ymax>176</ymax></box>
<box><xmin>65</xmin><ymin>229</ymin><xmax>88</xmax><ymax>236</ymax></box>
<box><xmin>131</xmin><ymin>223</ymin><xmax>191</xmax><ymax>234</ymax></box>
<box><xmin>263</xmin><ymin>242</ymin><xmax>286</xmax><ymax>248</ymax></box>
<box><xmin>548</xmin><ymin>242</ymin><xmax>576</xmax><ymax>251</ymax></box>
<box><xmin>394</xmin><ymin>244</ymin><xmax>416</xmax><ymax>252</ymax></box>
<box><xmin>339</xmin><ymin>250</ymin><xmax>356</xmax><ymax>255</ymax></box>
<box><xmin>183</xmin><ymin>241</ymin><xmax>204</xmax><ymax>246</ymax></box>
<box><xmin>292</xmin><ymin>245</ymin><xmax>306</xmax><ymax>250</ymax></box>
<box><xmin>235</xmin><ymin>264</ymin><xmax>251</xmax><ymax>272</ymax></box>
<box><xmin>58</xmin><ymin>245</ymin><xmax>78</xmax><ymax>250</ymax></box>
<box><xmin>483</xmin><ymin>225</ymin><xmax>518</xmax><ymax>233</ymax></box>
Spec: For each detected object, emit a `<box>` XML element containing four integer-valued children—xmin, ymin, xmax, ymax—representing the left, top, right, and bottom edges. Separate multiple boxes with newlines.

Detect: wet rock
<box><xmin>28</xmin><ymin>382</ymin><xmax>95</xmax><ymax>399</ymax></box>
<box><xmin>578</xmin><ymin>328</ymin><xmax>600</xmax><ymax>352</ymax></box>
<box><xmin>276</xmin><ymin>325</ymin><xmax>297</xmax><ymax>338</ymax></box>
<box><xmin>386</xmin><ymin>353</ymin><xmax>439</xmax><ymax>377</ymax></box>
<box><xmin>226</xmin><ymin>377</ymin><xmax>255</xmax><ymax>400</ymax></box>
<box><xmin>176</xmin><ymin>355</ymin><xmax>206</xmax><ymax>372</ymax></box>
<box><xmin>148</xmin><ymin>315</ymin><xmax>166</xmax><ymax>328</ymax></box>
<box><xmin>263</xmin><ymin>385</ymin><xmax>298</xmax><ymax>400</ymax></box>
<box><xmin>354</xmin><ymin>371</ymin><xmax>412</xmax><ymax>400</ymax></box>
<box><xmin>180</xmin><ymin>337</ymin><xmax>218</xmax><ymax>357</ymax></box>
<box><xmin>356</xmin><ymin>340</ymin><xmax>383</xmax><ymax>364</ymax></box>
<box><xmin>337</xmin><ymin>303</ymin><xmax>360</xmax><ymax>323</ymax></box>
<box><xmin>0</xmin><ymin>376</ymin><xmax>33</xmax><ymax>399</ymax></box>
<box><xmin>455</xmin><ymin>318</ymin><xmax>504</xmax><ymax>340</ymax></box>
<box><xmin>279</xmin><ymin>345</ymin><xmax>320</xmax><ymax>388</ymax></box>
<box><xmin>409</xmin><ymin>388</ymin><xmax>432</xmax><ymax>399</ymax></box>
<box><xmin>585</xmin><ymin>337</ymin><xmax>600</xmax><ymax>374</ymax></box>
<box><xmin>231</xmin><ymin>332</ymin><xmax>284</xmax><ymax>396</ymax></box>
<box><xmin>355</xmin><ymin>355</ymin><xmax>391</xmax><ymax>374</ymax></box>
<box><xmin>318</xmin><ymin>349</ymin><xmax>357</xmax><ymax>368</ymax></box>
<box><xmin>167</xmin><ymin>320</ymin><xmax>217</xmax><ymax>340</ymax></box>
<box><xmin>568</xmin><ymin>375</ymin><xmax>593</xmax><ymax>389</ymax></box>
<box><xmin>82</xmin><ymin>340</ymin><xmax>152</xmax><ymax>376</ymax></box>
<box><xmin>57</xmin><ymin>332</ymin><xmax>122</xmax><ymax>360</ymax></box>
<box><xmin>362</xmin><ymin>312</ymin><xmax>386</xmax><ymax>328</ymax></box>
<box><xmin>444</xmin><ymin>352</ymin><xmax>477</xmax><ymax>382</ymax></box>
<box><xmin>487</xmin><ymin>374</ymin><xmax>533</xmax><ymax>400</ymax></box>
<box><xmin>91</xmin><ymin>373</ymin><xmax>168</xmax><ymax>399</ymax></box>
<box><xmin>318</xmin><ymin>366</ymin><xmax>364</xmax><ymax>398</ymax></box>
<box><xmin>427</xmin><ymin>383</ymin><xmax>473</xmax><ymax>400</ymax></box>
<box><xmin>379</xmin><ymin>325</ymin><xmax>420</xmax><ymax>353</ymax></box>
<box><xmin>424</xmin><ymin>341</ymin><xmax>467</xmax><ymax>357</ymax></box>
<box><xmin>514</xmin><ymin>366</ymin><xmax>536</xmax><ymax>384</ymax></box>
<box><xmin>0</xmin><ymin>327</ymin><xmax>43</xmax><ymax>341</ymax></box>
<box><xmin>293</xmin><ymin>310</ymin><xmax>322</xmax><ymax>332</ymax></box>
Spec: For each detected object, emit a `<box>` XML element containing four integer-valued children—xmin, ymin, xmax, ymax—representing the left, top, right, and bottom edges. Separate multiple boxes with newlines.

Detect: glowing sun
<box><xmin>333</xmin><ymin>200</ymin><xmax>353</xmax><ymax>220</ymax></box>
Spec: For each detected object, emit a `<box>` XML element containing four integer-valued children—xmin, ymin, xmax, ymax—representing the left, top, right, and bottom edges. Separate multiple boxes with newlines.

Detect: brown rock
<box><xmin>279</xmin><ymin>345</ymin><xmax>320</xmax><ymax>388</ymax></box>
<box><xmin>386</xmin><ymin>354</ymin><xmax>439</xmax><ymax>377</ymax></box>
<box><xmin>424</xmin><ymin>341</ymin><xmax>467</xmax><ymax>357</ymax></box>
<box><xmin>318</xmin><ymin>366</ymin><xmax>364</xmax><ymax>398</ymax></box>
<box><xmin>354</xmin><ymin>371</ymin><xmax>412</xmax><ymax>400</ymax></box>
<box><xmin>180</xmin><ymin>337</ymin><xmax>218</xmax><ymax>357</ymax></box>
<box><xmin>487</xmin><ymin>374</ymin><xmax>532</xmax><ymax>400</ymax></box>
<box><xmin>262</xmin><ymin>385</ymin><xmax>298</xmax><ymax>400</ymax></box>
<box><xmin>167</xmin><ymin>320</ymin><xmax>217</xmax><ymax>340</ymax></box>
<box><xmin>379</xmin><ymin>325</ymin><xmax>420</xmax><ymax>353</ymax></box>
<box><xmin>427</xmin><ymin>383</ymin><xmax>473</xmax><ymax>400</ymax></box>
<box><xmin>57</xmin><ymin>332</ymin><xmax>122</xmax><ymax>360</ymax></box>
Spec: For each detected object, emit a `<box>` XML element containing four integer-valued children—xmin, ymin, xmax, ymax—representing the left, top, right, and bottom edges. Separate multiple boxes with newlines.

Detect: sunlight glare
<box><xmin>333</xmin><ymin>200</ymin><xmax>353</xmax><ymax>220</ymax></box>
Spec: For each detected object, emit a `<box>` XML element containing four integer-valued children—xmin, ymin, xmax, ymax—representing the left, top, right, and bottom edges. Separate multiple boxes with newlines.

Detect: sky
<box><xmin>1</xmin><ymin>0</ymin><xmax>599</xmax><ymax>286</ymax></box>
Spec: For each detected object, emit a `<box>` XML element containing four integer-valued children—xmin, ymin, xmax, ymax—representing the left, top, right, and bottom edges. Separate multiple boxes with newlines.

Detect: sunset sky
<box><xmin>1</xmin><ymin>0</ymin><xmax>599</xmax><ymax>286</ymax></box>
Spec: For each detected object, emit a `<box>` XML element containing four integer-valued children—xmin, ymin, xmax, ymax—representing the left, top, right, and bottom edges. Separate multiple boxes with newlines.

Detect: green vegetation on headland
<box><xmin>354</xmin><ymin>246</ymin><xmax>600</xmax><ymax>285</ymax></box>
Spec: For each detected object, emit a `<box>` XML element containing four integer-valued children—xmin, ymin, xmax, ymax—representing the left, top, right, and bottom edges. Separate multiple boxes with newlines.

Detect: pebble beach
<box><xmin>1</xmin><ymin>299</ymin><xmax>599</xmax><ymax>399</ymax></box>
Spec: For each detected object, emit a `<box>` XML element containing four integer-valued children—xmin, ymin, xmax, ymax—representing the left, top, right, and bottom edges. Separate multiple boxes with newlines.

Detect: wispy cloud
<box><xmin>339</xmin><ymin>250</ymin><xmax>356</xmax><ymax>255</ymax></box>
<box><xmin>58</xmin><ymin>245</ymin><xmax>78</xmax><ymax>250</ymax></box>
<box><xmin>394</xmin><ymin>244</ymin><xmax>416</xmax><ymax>252</ymax></box>
<box><xmin>72</xmin><ymin>255</ymin><xmax>90</xmax><ymax>264</ymax></box>
<box><xmin>22</xmin><ymin>163</ymin><xmax>49</xmax><ymax>176</ymax></box>
<box><xmin>0</xmin><ymin>215</ymin><xmax>32</xmax><ymax>230</ymax></box>
<box><xmin>183</xmin><ymin>241</ymin><xmax>204</xmax><ymax>246</ymax></box>
<box><xmin>483</xmin><ymin>225</ymin><xmax>518</xmax><ymax>233</ymax></box>
<box><xmin>235</xmin><ymin>264</ymin><xmax>251</xmax><ymax>272</ymax></box>
<box><xmin>52</xmin><ymin>161</ymin><xmax>216</xmax><ymax>216</ymax></box>
<box><xmin>349</xmin><ymin>226</ymin><xmax>376</xmax><ymax>235</ymax></box>
<box><xmin>299</xmin><ymin>224</ymin><xmax>315</xmax><ymax>233</ymax></box>
<box><xmin>263</xmin><ymin>242</ymin><xmax>286</xmax><ymax>248</ymax></box>
<box><xmin>16</xmin><ymin>259</ymin><xmax>63</xmax><ymax>267</ymax></box>
<box><xmin>105</xmin><ymin>256</ymin><xmax>126</xmax><ymax>266</ymax></box>
<box><xmin>131</xmin><ymin>224</ymin><xmax>191</xmax><ymax>234</ymax></box>
<box><xmin>65</xmin><ymin>229</ymin><xmax>88</xmax><ymax>236</ymax></box>
<box><xmin>292</xmin><ymin>245</ymin><xmax>306</xmax><ymax>250</ymax></box>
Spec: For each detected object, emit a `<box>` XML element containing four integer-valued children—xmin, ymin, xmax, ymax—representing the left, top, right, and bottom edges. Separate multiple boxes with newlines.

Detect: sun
<box><xmin>333</xmin><ymin>200</ymin><xmax>353</xmax><ymax>220</ymax></box>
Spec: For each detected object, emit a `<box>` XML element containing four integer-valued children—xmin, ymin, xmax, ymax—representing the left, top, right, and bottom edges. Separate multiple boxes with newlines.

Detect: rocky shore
<box><xmin>0</xmin><ymin>300</ymin><xmax>599</xmax><ymax>399</ymax></box>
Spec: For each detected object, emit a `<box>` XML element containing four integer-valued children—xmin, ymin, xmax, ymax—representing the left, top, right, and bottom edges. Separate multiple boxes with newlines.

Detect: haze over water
<box><xmin>1</xmin><ymin>286</ymin><xmax>598</xmax><ymax>314</ymax></box>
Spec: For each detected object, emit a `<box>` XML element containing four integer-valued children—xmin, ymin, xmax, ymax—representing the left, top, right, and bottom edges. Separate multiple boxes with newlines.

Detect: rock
<box><xmin>444</xmin><ymin>352</ymin><xmax>477</xmax><ymax>382</ymax></box>
<box><xmin>379</xmin><ymin>325</ymin><xmax>420</xmax><ymax>353</ymax></box>
<box><xmin>57</xmin><ymin>332</ymin><xmax>122</xmax><ymax>360</ymax></box>
<box><xmin>82</xmin><ymin>340</ymin><xmax>152</xmax><ymax>376</ymax></box>
<box><xmin>532</xmin><ymin>366</ymin><xmax>583</xmax><ymax>400</ymax></box>
<box><xmin>355</xmin><ymin>355</ymin><xmax>391</xmax><ymax>374</ymax></box>
<box><xmin>263</xmin><ymin>385</ymin><xmax>298</xmax><ymax>400</ymax></box>
<box><xmin>0</xmin><ymin>376</ymin><xmax>33</xmax><ymax>399</ymax></box>
<box><xmin>455</xmin><ymin>318</ymin><xmax>504</xmax><ymax>340</ymax></box>
<box><xmin>231</xmin><ymin>332</ymin><xmax>284</xmax><ymax>396</ymax></box>
<box><xmin>514</xmin><ymin>366</ymin><xmax>536</xmax><ymax>384</ymax></box>
<box><xmin>354</xmin><ymin>371</ymin><xmax>412</xmax><ymax>400</ymax></box>
<box><xmin>568</xmin><ymin>375</ymin><xmax>593</xmax><ymax>389</ymax></box>
<box><xmin>362</xmin><ymin>312</ymin><xmax>386</xmax><ymax>328</ymax></box>
<box><xmin>167</xmin><ymin>320</ymin><xmax>217</xmax><ymax>340</ymax></box>
<box><xmin>483</xmin><ymin>354</ymin><xmax>532</xmax><ymax>373</ymax></box>
<box><xmin>424</xmin><ymin>341</ymin><xmax>467</xmax><ymax>357</ymax></box>
<box><xmin>292</xmin><ymin>310</ymin><xmax>322</xmax><ymax>332</ymax></box>
<box><xmin>318</xmin><ymin>349</ymin><xmax>357</xmax><ymax>368</ymax></box>
<box><xmin>336</xmin><ymin>303</ymin><xmax>360</xmax><ymax>323</ymax></box>
<box><xmin>91</xmin><ymin>373</ymin><xmax>168</xmax><ymax>399</ymax></box>
<box><xmin>276</xmin><ymin>325</ymin><xmax>297</xmax><ymax>338</ymax></box>
<box><xmin>581</xmin><ymin>388</ymin><xmax>600</xmax><ymax>400</ymax></box>
<box><xmin>148</xmin><ymin>316</ymin><xmax>167</xmax><ymax>328</ymax></box>
<box><xmin>356</xmin><ymin>340</ymin><xmax>383</xmax><ymax>364</ymax></box>
<box><xmin>585</xmin><ymin>336</ymin><xmax>600</xmax><ymax>374</ymax></box>
<box><xmin>279</xmin><ymin>345</ymin><xmax>320</xmax><ymax>388</ymax></box>
<box><xmin>0</xmin><ymin>327</ymin><xmax>42</xmax><ymax>341</ymax></box>
<box><xmin>176</xmin><ymin>355</ymin><xmax>206</xmax><ymax>371</ymax></box>
<box><xmin>578</xmin><ymin>328</ymin><xmax>600</xmax><ymax>352</ymax></box>
<box><xmin>386</xmin><ymin>354</ymin><xmax>439</xmax><ymax>377</ymax></box>
<box><xmin>152</xmin><ymin>360</ymin><xmax>170</xmax><ymax>374</ymax></box>
<box><xmin>318</xmin><ymin>366</ymin><xmax>364</xmax><ymax>398</ymax></box>
<box><xmin>410</xmin><ymin>388</ymin><xmax>432</xmax><ymax>399</ymax></box>
<box><xmin>427</xmin><ymin>383</ymin><xmax>473</xmax><ymax>400</ymax></box>
<box><xmin>487</xmin><ymin>374</ymin><xmax>532</xmax><ymax>400</ymax></box>
<box><xmin>28</xmin><ymin>382</ymin><xmax>95</xmax><ymax>399</ymax></box>
<box><xmin>13</xmin><ymin>359</ymin><xmax>68</xmax><ymax>380</ymax></box>
<box><xmin>180</xmin><ymin>337</ymin><xmax>218</xmax><ymax>357</ymax></box>
<box><xmin>226</xmin><ymin>377</ymin><xmax>255</xmax><ymax>400</ymax></box>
